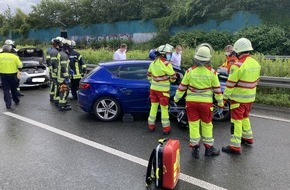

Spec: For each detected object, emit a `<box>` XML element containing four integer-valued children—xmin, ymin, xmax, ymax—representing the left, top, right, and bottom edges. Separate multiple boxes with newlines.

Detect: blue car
<box><xmin>78</xmin><ymin>60</ymin><xmax>230</xmax><ymax>122</ymax></box>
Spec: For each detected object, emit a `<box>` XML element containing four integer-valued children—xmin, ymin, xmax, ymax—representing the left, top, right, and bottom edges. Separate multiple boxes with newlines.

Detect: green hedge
<box><xmin>78</xmin><ymin>48</ymin><xmax>290</xmax><ymax>78</ymax></box>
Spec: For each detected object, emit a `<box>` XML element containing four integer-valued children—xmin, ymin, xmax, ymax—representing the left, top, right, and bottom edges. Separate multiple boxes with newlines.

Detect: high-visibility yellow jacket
<box><xmin>0</xmin><ymin>52</ymin><xmax>22</xmax><ymax>74</ymax></box>
<box><xmin>174</xmin><ymin>65</ymin><xmax>223</xmax><ymax>107</ymax></box>
<box><xmin>147</xmin><ymin>57</ymin><xmax>176</xmax><ymax>92</ymax></box>
<box><xmin>224</xmin><ymin>54</ymin><xmax>261</xmax><ymax>103</ymax></box>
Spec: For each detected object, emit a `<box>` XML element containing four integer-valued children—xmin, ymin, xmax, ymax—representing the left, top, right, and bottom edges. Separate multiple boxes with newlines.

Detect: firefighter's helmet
<box><xmin>4</xmin><ymin>39</ymin><xmax>15</xmax><ymax>45</ymax></box>
<box><xmin>54</xmin><ymin>36</ymin><xmax>67</xmax><ymax>46</ymax></box>
<box><xmin>71</xmin><ymin>40</ymin><xmax>76</xmax><ymax>47</ymax></box>
<box><xmin>233</xmin><ymin>37</ymin><xmax>253</xmax><ymax>53</ymax></box>
<box><xmin>194</xmin><ymin>46</ymin><xmax>212</xmax><ymax>61</ymax></box>
<box><xmin>157</xmin><ymin>44</ymin><xmax>173</xmax><ymax>54</ymax></box>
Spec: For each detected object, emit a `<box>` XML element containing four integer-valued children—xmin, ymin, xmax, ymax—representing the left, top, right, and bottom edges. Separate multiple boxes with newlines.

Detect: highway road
<box><xmin>0</xmin><ymin>87</ymin><xmax>289</xmax><ymax>190</ymax></box>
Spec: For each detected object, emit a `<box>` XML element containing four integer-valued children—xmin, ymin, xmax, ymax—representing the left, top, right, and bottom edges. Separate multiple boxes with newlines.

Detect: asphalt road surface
<box><xmin>0</xmin><ymin>87</ymin><xmax>290</xmax><ymax>190</ymax></box>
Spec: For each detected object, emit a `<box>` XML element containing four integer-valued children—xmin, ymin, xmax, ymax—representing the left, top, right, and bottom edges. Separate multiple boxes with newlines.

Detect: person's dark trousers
<box><xmin>70</xmin><ymin>78</ymin><xmax>81</xmax><ymax>99</ymax></box>
<box><xmin>1</xmin><ymin>74</ymin><xmax>20</xmax><ymax>108</ymax></box>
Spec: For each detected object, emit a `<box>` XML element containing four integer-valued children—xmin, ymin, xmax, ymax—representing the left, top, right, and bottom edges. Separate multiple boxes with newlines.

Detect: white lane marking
<box><xmin>250</xmin><ymin>113</ymin><xmax>290</xmax><ymax>123</ymax></box>
<box><xmin>3</xmin><ymin>112</ymin><xmax>226</xmax><ymax>190</ymax></box>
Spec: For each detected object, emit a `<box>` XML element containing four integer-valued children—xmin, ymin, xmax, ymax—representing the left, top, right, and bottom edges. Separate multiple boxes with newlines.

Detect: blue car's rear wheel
<box><xmin>93</xmin><ymin>97</ymin><xmax>121</xmax><ymax>121</ymax></box>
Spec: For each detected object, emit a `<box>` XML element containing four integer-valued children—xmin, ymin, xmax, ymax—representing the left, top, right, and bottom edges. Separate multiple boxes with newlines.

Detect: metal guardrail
<box><xmin>259</xmin><ymin>76</ymin><xmax>290</xmax><ymax>89</ymax></box>
<box><xmin>264</xmin><ymin>55</ymin><xmax>290</xmax><ymax>60</ymax></box>
<box><xmin>86</xmin><ymin>64</ymin><xmax>290</xmax><ymax>89</ymax></box>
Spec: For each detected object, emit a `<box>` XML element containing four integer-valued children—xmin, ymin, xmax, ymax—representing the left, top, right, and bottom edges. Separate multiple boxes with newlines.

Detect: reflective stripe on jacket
<box><xmin>174</xmin><ymin>65</ymin><xmax>223</xmax><ymax>106</ymax></box>
<box><xmin>147</xmin><ymin>57</ymin><xmax>176</xmax><ymax>92</ymax></box>
<box><xmin>69</xmin><ymin>50</ymin><xmax>86</xmax><ymax>79</ymax></box>
<box><xmin>224</xmin><ymin>54</ymin><xmax>261</xmax><ymax>103</ymax></box>
<box><xmin>49</xmin><ymin>48</ymin><xmax>60</xmax><ymax>79</ymax></box>
<box><xmin>57</xmin><ymin>51</ymin><xmax>69</xmax><ymax>83</ymax></box>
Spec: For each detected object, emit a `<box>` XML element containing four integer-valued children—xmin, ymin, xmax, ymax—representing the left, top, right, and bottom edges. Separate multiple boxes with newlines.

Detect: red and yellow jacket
<box><xmin>147</xmin><ymin>57</ymin><xmax>177</xmax><ymax>92</ymax></box>
<box><xmin>174</xmin><ymin>65</ymin><xmax>223</xmax><ymax>107</ymax></box>
<box><xmin>224</xmin><ymin>54</ymin><xmax>261</xmax><ymax>103</ymax></box>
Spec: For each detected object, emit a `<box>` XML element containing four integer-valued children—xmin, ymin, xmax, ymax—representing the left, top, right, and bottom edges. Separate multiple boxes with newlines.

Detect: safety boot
<box><xmin>222</xmin><ymin>145</ymin><xmax>241</xmax><ymax>155</ymax></box>
<box><xmin>204</xmin><ymin>145</ymin><xmax>220</xmax><ymax>157</ymax></box>
<box><xmin>49</xmin><ymin>95</ymin><xmax>54</xmax><ymax>102</ymax></box>
<box><xmin>148</xmin><ymin>124</ymin><xmax>156</xmax><ymax>132</ymax></box>
<box><xmin>54</xmin><ymin>100</ymin><xmax>59</xmax><ymax>107</ymax></box>
<box><xmin>241</xmin><ymin>138</ymin><xmax>254</xmax><ymax>145</ymax></box>
<box><xmin>189</xmin><ymin>144</ymin><xmax>200</xmax><ymax>159</ymax></box>
<box><xmin>163</xmin><ymin>126</ymin><xmax>171</xmax><ymax>135</ymax></box>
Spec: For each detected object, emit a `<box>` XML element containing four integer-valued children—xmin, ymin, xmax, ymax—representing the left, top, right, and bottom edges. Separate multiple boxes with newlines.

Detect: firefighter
<box><xmin>222</xmin><ymin>38</ymin><xmax>261</xmax><ymax>155</ymax></box>
<box><xmin>147</xmin><ymin>44</ymin><xmax>177</xmax><ymax>135</ymax></box>
<box><xmin>67</xmin><ymin>40</ymin><xmax>86</xmax><ymax>100</ymax></box>
<box><xmin>49</xmin><ymin>37</ymin><xmax>62</xmax><ymax>105</ymax></box>
<box><xmin>56</xmin><ymin>37</ymin><xmax>71</xmax><ymax>111</ymax></box>
<box><xmin>174</xmin><ymin>43</ymin><xmax>224</xmax><ymax>159</ymax></box>
<box><xmin>46</xmin><ymin>38</ymin><xmax>57</xmax><ymax>101</ymax></box>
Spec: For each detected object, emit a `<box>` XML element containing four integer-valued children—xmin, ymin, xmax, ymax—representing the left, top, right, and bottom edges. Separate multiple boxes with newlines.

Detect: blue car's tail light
<box><xmin>79</xmin><ymin>82</ymin><xmax>90</xmax><ymax>89</ymax></box>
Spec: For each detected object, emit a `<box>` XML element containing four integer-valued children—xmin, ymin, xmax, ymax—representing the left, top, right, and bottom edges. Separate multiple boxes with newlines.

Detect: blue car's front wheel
<box><xmin>93</xmin><ymin>97</ymin><xmax>121</xmax><ymax>121</ymax></box>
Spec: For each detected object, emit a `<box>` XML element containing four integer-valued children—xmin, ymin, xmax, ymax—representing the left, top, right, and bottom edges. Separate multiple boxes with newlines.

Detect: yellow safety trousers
<box><xmin>189</xmin><ymin>120</ymin><xmax>214</xmax><ymax>146</ymax></box>
<box><xmin>148</xmin><ymin>102</ymin><xmax>170</xmax><ymax>128</ymax></box>
<box><xmin>230</xmin><ymin>117</ymin><xmax>253</xmax><ymax>147</ymax></box>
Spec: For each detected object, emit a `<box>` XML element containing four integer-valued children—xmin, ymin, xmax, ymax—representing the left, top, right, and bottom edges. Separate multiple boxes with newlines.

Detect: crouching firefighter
<box><xmin>147</xmin><ymin>44</ymin><xmax>177</xmax><ymax>135</ymax></box>
<box><xmin>174</xmin><ymin>43</ymin><xmax>224</xmax><ymax>159</ymax></box>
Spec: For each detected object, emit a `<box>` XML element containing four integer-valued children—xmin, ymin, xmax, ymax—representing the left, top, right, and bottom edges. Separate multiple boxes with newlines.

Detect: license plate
<box><xmin>32</xmin><ymin>78</ymin><xmax>45</xmax><ymax>82</ymax></box>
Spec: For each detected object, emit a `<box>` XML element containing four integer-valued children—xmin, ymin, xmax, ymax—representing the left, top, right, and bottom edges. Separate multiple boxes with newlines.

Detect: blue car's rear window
<box><xmin>107</xmin><ymin>64</ymin><xmax>149</xmax><ymax>80</ymax></box>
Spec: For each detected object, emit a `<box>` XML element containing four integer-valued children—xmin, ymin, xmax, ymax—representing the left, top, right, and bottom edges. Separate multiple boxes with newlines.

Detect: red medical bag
<box><xmin>146</xmin><ymin>138</ymin><xmax>180</xmax><ymax>189</ymax></box>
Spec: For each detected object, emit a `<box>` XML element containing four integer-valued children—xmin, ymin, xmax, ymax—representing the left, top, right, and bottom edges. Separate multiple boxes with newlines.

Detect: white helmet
<box><xmin>53</xmin><ymin>36</ymin><xmax>63</xmax><ymax>45</ymax></box>
<box><xmin>194</xmin><ymin>46</ymin><xmax>212</xmax><ymax>61</ymax></box>
<box><xmin>71</xmin><ymin>40</ymin><xmax>76</xmax><ymax>47</ymax></box>
<box><xmin>55</xmin><ymin>36</ymin><xmax>67</xmax><ymax>44</ymax></box>
<box><xmin>4</xmin><ymin>39</ymin><xmax>15</xmax><ymax>45</ymax></box>
<box><xmin>157</xmin><ymin>44</ymin><xmax>173</xmax><ymax>54</ymax></box>
<box><xmin>65</xmin><ymin>39</ymin><xmax>72</xmax><ymax>46</ymax></box>
<box><xmin>233</xmin><ymin>38</ymin><xmax>253</xmax><ymax>53</ymax></box>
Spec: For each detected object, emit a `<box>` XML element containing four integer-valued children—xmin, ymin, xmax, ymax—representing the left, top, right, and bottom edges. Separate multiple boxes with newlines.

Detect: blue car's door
<box><xmin>115</xmin><ymin>64</ymin><xmax>151</xmax><ymax>112</ymax></box>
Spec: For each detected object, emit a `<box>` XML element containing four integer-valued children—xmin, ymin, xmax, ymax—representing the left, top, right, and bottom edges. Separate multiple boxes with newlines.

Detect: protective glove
<box><xmin>217</xmin><ymin>107</ymin><xmax>223</xmax><ymax>115</ymax></box>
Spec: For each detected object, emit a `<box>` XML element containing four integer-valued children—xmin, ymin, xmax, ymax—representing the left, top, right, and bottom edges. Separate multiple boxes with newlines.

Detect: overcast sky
<box><xmin>0</xmin><ymin>0</ymin><xmax>41</xmax><ymax>14</ymax></box>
